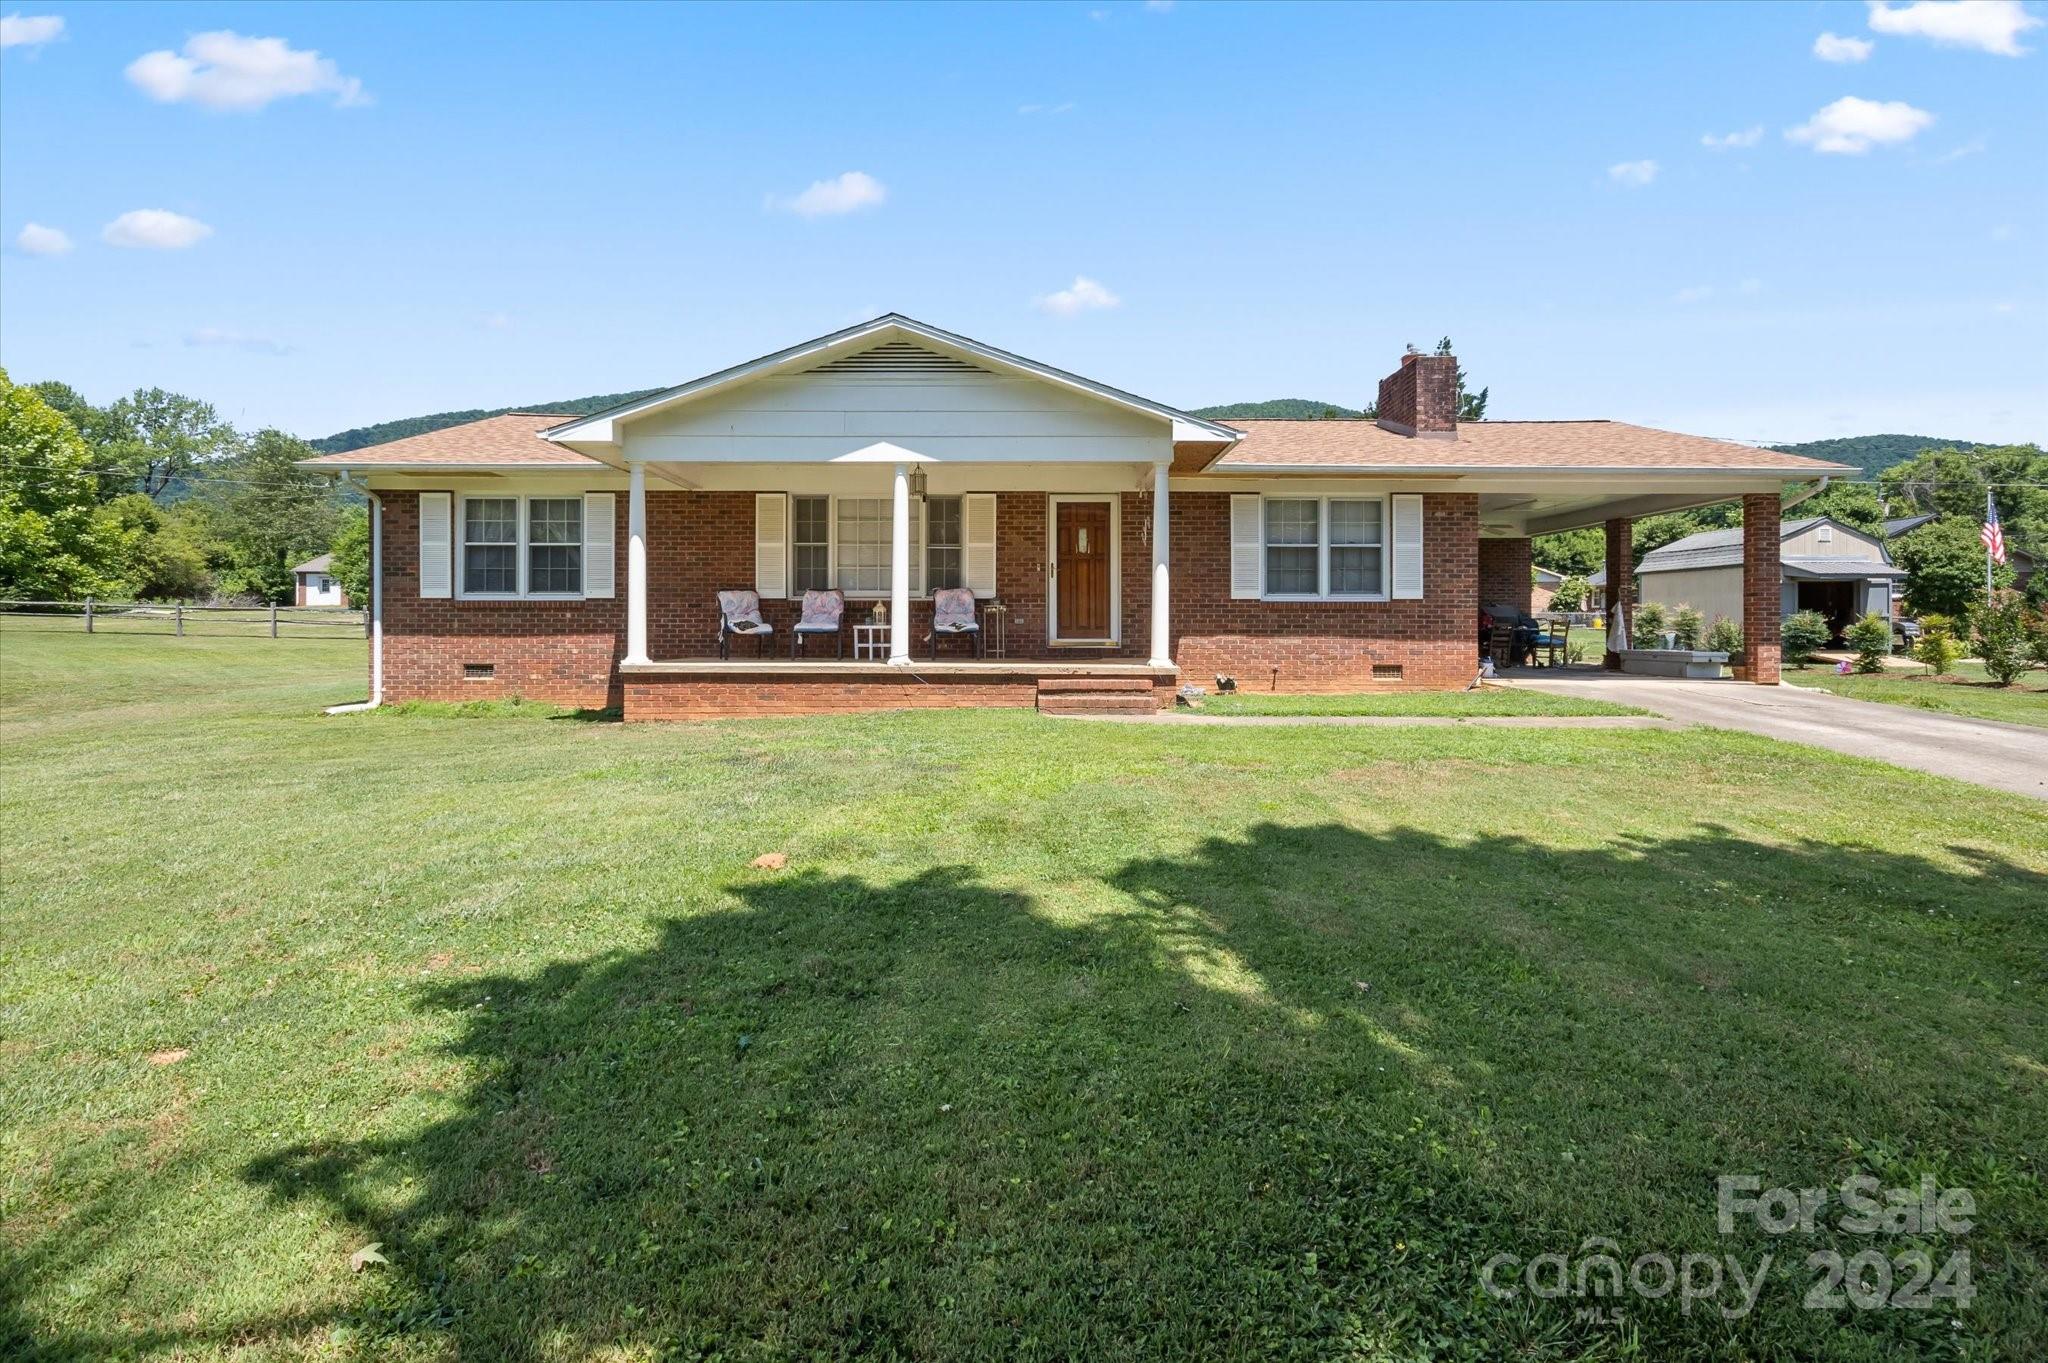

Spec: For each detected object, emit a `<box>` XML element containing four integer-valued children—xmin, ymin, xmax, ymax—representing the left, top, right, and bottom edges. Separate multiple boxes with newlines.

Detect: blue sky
<box><xmin>3</xmin><ymin>1</ymin><xmax>2044</xmax><ymax>445</ymax></box>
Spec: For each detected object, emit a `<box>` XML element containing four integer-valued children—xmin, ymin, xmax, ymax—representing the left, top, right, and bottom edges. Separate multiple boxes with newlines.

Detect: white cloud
<box><xmin>1673</xmin><ymin>285</ymin><xmax>1714</xmax><ymax>304</ymax></box>
<box><xmin>1</xmin><ymin>13</ymin><xmax>63</xmax><ymax>48</ymax></box>
<box><xmin>1087</xmin><ymin>8</ymin><xmax>1109</xmax><ymax>19</ymax></box>
<box><xmin>15</xmin><ymin>222</ymin><xmax>72</xmax><ymax>255</ymax></box>
<box><xmin>1034</xmin><ymin>276</ymin><xmax>1121</xmax><ymax>316</ymax></box>
<box><xmin>1866</xmin><ymin>1</ymin><xmax>2041</xmax><ymax>56</ymax></box>
<box><xmin>1018</xmin><ymin>101</ymin><xmax>1076</xmax><ymax>115</ymax></box>
<box><xmin>1991</xmin><ymin>222</ymin><xmax>2017</xmax><ymax>240</ymax></box>
<box><xmin>768</xmin><ymin>170</ymin><xmax>887</xmax><ymax>217</ymax></box>
<box><xmin>480</xmin><ymin>312</ymin><xmax>513</xmax><ymax>331</ymax></box>
<box><xmin>125</xmin><ymin>31</ymin><xmax>367</xmax><ymax>111</ymax></box>
<box><xmin>102</xmin><ymin>209</ymin><xmax>213</xmax><ymax>249</ymax></box>
<box><xmin>1785</xmin><ymin>96</ymin><xmax>1934</xmax><ymax>153</ymax></box>
<box><xmin>1814</xmin><ymin>31</ymin><xmax>1876</xmax><ymax>61</ymax></box>
<box><xmin>1700</xmin><ymin>126</ymin><xmax>1763</xmax><ymax>150</ymax></box>
<box><xmin>186</xmin><ymin>327</ymin><xmax>289</xmax><ymax>356</ymax></box>
<box><xmin>1607</xmin><ymin>159</ymin><xmax>1658</xmax><ymax>186</ymax></box>
<box><xmin>1932</xmin><ymin>137</ymin><xmax>1987</xmax><ymax>162</ymax></box>
<box><xmin>1992</xmin><ymin>300</ymin><xmax>2017</xmax><ymax>313</ymax></box>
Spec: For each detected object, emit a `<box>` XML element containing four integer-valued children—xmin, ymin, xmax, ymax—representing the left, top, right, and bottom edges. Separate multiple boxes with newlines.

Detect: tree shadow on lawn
<box><xmin>218</xmin><ymin>825</ymin><xmax>2044</xmax><ymax>1361</ymax></box>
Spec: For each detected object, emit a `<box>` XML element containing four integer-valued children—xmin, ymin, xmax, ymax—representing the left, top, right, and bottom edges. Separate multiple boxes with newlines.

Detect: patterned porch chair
<box><xmin>791</xmin><ymin>589</ymin><xmax>845</xmax><ymax>659</ymax></box>
<box><xmin>928</xmin><ymin>587</ymin><xmax>984</xmax><ymax>659</ymax></box>
<box><xmin>716</xmin><ymin>590</ymin><xmax>774</xmax><ymax>659</ymax></box>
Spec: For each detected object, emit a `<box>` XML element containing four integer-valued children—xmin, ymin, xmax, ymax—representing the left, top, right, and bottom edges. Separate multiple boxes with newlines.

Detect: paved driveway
<box><xmin>1512</xmin><ymin>674</ymin><xmax>2048</xmax><ymax>801</ymax></box>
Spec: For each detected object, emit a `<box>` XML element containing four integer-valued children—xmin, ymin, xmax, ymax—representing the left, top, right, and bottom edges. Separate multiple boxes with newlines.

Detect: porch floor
<box><xmin>619</xmin><ymin>657</ymin><xmax>1179</xmax><ymax>721</ymax></box>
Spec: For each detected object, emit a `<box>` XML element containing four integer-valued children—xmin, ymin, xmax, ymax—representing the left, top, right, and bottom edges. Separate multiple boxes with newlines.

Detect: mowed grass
<box><xmin>1198</xmin><ymin>688</ymin><xmax>1643</xmax><ymax>718</ymax></box>
<box><xmin>2</xmin><ymin>628</ymin><xmax>2046</xmax><ymax>1362</ymax></box>
<box><xmin>1785</xmin><ymin>660</ymin><xmax>2048</xmax><ymax>730</ymax></box>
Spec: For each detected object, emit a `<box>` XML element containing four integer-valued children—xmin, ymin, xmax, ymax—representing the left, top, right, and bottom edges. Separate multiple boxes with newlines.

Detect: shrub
<box><xmin>1913</xmin><ymin>616</ymin><xmax>1961</xmax><ymax>676</ymax></box>
<box><xmin>1846</xmin><ymin>613</ymin><xmax>1891</xmax><ymax>673</ymax></box>
<box><xmin>1782</xmin><ymin>611</ymin><xmax>1830</xmax><ymax>667</ymax></box>
<box><xmin>1972</xmin><ymin>591</ymin><xmax>2030</xmax><ymax>686</ymax></box>
<box><xmin>1551</xmin><ymin>576</ymin><xmax>1587</xmax><ymax>612</ymax></box>
<box><xmin>1671</xmin><ymin>605</ymin><xmax>1704</xmax><ymax>651</ymax></box>
<box><xmin>1706</xmin><ymin>615</ymin><xmax>1742</xmax><ymax>654</ymax></box>
<box><xmin>2027</xmin><ymin>606</ymin><xmax>2048</xmax><ymax>671</ymax></box>
<box><xmin>1631</xmin><ymin>602</ymin><xmax>1668</xmax><ymax>648</ymax></box>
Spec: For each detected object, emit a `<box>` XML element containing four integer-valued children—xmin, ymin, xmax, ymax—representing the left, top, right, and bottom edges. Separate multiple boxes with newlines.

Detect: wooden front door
<box><xmin>1053</xmin><ymin>500</ymin><xmax>1112</xmax><ymax>640</ymax></box>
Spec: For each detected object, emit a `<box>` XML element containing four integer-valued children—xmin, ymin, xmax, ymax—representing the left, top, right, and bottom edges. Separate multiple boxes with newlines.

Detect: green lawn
<box><xmin>1786</xmin><ymin>659</ymin><xmax>2048</xmax><ymax>729</ymax></box>
<box><xmin>1198</xmin><ymin>688</ymin><xmax>1643</xmax><ymax>718</ymax></box>
<box><xmin>3</xmin><ymin>628</ymin><xmax>2046</xmax><ymax>1361</ymax></box>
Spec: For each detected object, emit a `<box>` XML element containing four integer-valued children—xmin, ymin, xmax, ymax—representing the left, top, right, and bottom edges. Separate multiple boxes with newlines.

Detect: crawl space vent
<box><xmin>463</xmin><ymin>662</ymin><xmax>495</xmax><ymax>681</ymax></box>
<box><xmin>808</xmin><ymin>341</ymin><xmax>989</xmax><ymax>376</ymax></box>
<box><xmin>1372</xmin><ymin>664</ymin><xmax>1403</xmax><ymax>681</ymax></box>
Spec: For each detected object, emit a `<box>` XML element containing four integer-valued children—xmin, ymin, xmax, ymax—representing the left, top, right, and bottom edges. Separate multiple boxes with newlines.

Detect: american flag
<box><xmin>1981</xmin><ymin>492</ymin><xmax>2007</xmax><ymax>566</ymax></box>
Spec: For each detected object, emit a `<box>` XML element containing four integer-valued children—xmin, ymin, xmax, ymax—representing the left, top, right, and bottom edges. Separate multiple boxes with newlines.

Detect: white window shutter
<box><xmin>1392</xmin><ymin>494</ymin><xmax>1424</xmax><ymax>599</ymax></box>
<box><xmin>582</xmin><ymin>493</ymin><xmax>615</xmax><ymax>598</ymax></box>
<box><xmin>964</xmin><ymin>493</ymin><xmax>997</xmax><ymax>597</ymax></box>
<box><xmin>754</xmin><ymin>493</ymin><xmax>788</xmax><ymax>598</ymax></box>
<box><xmin>1229</xmin><ymin>494</ymin><xmax>1262</xmax><ymax>599</ymax></box>
<box><xmin>419</xmin><ymin>492</ymin><xmax>451</xmax><ymax>598</ymax></box>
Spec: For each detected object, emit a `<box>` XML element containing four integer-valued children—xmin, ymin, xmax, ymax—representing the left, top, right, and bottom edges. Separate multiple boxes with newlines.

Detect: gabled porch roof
<box><xmin>542</xmin><ymin>313</ymin><xmax>1240</xmax><ymax>451</ymax></box>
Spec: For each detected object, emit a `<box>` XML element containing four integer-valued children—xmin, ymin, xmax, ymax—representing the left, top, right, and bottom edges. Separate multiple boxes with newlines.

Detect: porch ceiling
<box><xmin>1483</xmin><ymin>485</ymin><xmax>1794</xmax><ymax>537</ymax></box>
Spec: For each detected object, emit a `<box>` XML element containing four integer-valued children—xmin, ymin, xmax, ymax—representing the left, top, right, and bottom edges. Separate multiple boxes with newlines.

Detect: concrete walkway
<box><xmin>1510</xmin><ymin>674</ymin><xmax>2048</xmax><ymax>801</ymax></box>
<box><xmin>1061</xmin><ymin>712</ymin><xmax>1681</xmax><ymax>729</ymax></box>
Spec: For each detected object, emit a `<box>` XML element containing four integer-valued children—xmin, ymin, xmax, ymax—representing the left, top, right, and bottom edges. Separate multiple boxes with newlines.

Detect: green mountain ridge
<box><xmin>314</xmin><ymin>394</ymin><xmax>1983</xmax><ymax>481</ymax></box>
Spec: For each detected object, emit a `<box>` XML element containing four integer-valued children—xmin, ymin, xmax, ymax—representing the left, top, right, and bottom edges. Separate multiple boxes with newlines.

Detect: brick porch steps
<box><xmin>1036</xmin><ymin>675</ymin><xmax>1161</xmax><ymax>716</ymax></box>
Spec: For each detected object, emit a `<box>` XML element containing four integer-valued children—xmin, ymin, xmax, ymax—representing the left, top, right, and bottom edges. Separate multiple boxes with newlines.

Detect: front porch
<box><xmin>619</xmin><ymin>657</ymin><xmax>1177</xmax><ymax>721</ymax></box>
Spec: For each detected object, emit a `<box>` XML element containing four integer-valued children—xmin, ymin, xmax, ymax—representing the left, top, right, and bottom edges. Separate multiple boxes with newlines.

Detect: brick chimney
<box><xmin>1376</xmin><ymin>350</ymin><xmax>1458</xmax><ymax>438</ymax></box>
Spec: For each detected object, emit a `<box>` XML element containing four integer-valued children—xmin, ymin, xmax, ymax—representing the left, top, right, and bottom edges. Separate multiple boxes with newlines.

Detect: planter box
<box><xmin>1618</xmin><ymin>649</ymin><xmax>1730</xmax><ymax>680</ymax></box>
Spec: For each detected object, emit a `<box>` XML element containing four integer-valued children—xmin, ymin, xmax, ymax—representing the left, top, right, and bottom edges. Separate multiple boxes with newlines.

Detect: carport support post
<box><xmin>1740</xmin><ymin>493</ymin><xmax>1781</xmax><ymax>684</ymax></box>
<box><xmin>1149</xmin><ymin>461</ymin><xmax>1172</xmax><ymax>668</ymax></box>
<box><xmin>1602</xmin><ymin>517</ymin><xmax>1632</xmax><ymax>669</ymax></box>
<box><xmin>888</xmin><ymin>463</ymin><xmax>911</xmax><ymax>665</ymax></box>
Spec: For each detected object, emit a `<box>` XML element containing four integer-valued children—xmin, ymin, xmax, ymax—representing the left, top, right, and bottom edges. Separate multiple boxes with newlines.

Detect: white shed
<box><xmin>293</xmin><ymin>554</ymin><xmax>349</xmax><ymax>607</ymax></box>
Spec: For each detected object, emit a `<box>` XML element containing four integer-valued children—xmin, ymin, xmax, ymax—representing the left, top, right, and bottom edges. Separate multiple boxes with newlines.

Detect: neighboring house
<box><xmin>1636</xmin><ymin>515</ymin><xmax>1901</xmax><ymax>640</ymax></box>
<box><xmin>1532</xmin><ymin>565</ymin><xmax>1565</xmax><ymax>613</ymax></box>
<box><xmin>298</xmin><ymin>314</ymin><xmax>1847</xmax><ymax>719</ymax></box>
<box><xmin>293</xmin><ymin>554</ymin><xmax>349</xmax><ymax>607</ymax></box>
<box><xmin>1584</xmin><ymin>567</ymin><xmax>1607</xmax><ymax>614</ymax></box>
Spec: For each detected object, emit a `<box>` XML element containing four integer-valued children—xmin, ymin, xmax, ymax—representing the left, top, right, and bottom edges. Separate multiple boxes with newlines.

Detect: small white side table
<box><xmin>852</xmin><ymin>624</ymin><xmax>889</xmax><ymax>661</ymax></box>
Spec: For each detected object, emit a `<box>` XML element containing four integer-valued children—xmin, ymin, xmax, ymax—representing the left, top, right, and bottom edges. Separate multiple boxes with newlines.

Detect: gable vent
<box><xmin>807</xmin><ymin>341</ymin><xmax>989</xmax><ymax>375</ymax></box>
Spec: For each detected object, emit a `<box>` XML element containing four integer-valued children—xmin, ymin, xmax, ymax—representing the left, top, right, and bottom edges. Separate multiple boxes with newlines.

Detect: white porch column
<box><xmin>889</xmin><ymin>463</ymin><xmax>911</xmax><ymax>664</ymax></box>
<box><xmin>625</xmin><ymin>462</ymin><xmax>649</xmax><ymax>664</ymax></box>
<box><xmin>1149</xmin><ymin>461</ymin><xmax>1172</xmax><ymax>667</ymax></box>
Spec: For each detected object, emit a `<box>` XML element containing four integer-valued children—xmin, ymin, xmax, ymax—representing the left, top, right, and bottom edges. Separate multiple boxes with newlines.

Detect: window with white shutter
<box><xmin>1391</xmin><ymin>494</ymin><xmax>1424</xmax><ymax>599</ymax></box>
<box><xmin>754</xmin><ymin>493</ymin><xmax>788</xmax><ymax>598</ymax></box>
<box><xmin>963</xmin><ymin>493</ymin><xmax>997</xmax><ymax>598</ymax></box>
<box><xmin>1229</xmin><ymin>495</ymin><xmax>1262</xmax><ymax>599</ymax></box>
<box><xmin>418</xmin><ymin>492</ymin><xmax>452</xmax><ymax>598</ymax></box>
<box><xmin>583</xmin><ymin>493</ymin><xmax>615</xmax><ymax>597</ymax></box>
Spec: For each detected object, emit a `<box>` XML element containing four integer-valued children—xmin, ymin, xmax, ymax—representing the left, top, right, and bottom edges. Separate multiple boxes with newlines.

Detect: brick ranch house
<box><xmin>300</xmin><ymin>315</ymin><xmax>1850</xmax><ymax>721</ymax></box>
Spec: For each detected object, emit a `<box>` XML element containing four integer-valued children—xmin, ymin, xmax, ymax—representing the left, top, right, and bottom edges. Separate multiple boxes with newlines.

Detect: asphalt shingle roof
<box><xmin>300</xmin><ymin>413</ymin><xmax>599</xmax><ymax>467</ymax></box>
<box><xmin>1212</xmin><ymin>420</ymin><xmax>1853</xmax><ymax>473</ymax></box>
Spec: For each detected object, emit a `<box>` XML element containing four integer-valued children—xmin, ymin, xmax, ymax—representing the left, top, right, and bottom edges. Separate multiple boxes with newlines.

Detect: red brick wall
<box><xmin>1168</xmin><ymin>492</ymin><xmax>1479</xmax><ymax>691</ymax></box>
<box><xmin>1603</xmin><ymin>517</ymin><xmax>1634</xmax><ymax>668</ymax></box>
<box><xmin>1478</xmin><ymin>537</ymin><xmax>1533</xmax><ymax>615</ymax></box>
<box><xmin>623</xmin><ymin>668</ymin><xmax>1178</xmax><ymax>721</ymax></box>
<box><xmin>380</xmin><ymin>486</ymin><xmax>1484</xmax><ymax>705</ymax></box>
<box><xmin>380</xmin><ymin>490</ymin><xmax>626</xmax><ymax>708</ymax></box>
<box><xmin>1738</xmin><ymin>493</ymin><xmax>1782</xmax><ymax>684</ymax></box>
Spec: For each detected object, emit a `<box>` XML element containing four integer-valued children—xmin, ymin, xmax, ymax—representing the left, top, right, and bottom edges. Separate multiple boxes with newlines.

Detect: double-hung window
<box><xmin>463</xmin><ymin>497</ymin><xmax>519</xmax><ymax>595</ymax></box>
<box><xmin>459</xmin><ymin>494</ymin><xmax>584</xmax><ymax>597</ymax></box>
<box><xmin>1261</xmin><ymin>495</ymin><xmax>1386</xmax><ymax>600</ymax></box>
<box><xmin>792</xmin><ymin>496</ymin><xmax>831</xmax><ymax>593</ymax></box>
<box><xmin>1264</xmin><ymin>499</ymin><xmax>1320</xmax><ymax>596</ymax></box>
<box><xmin>925</xmin><ymin>496</ymin><xmax>963</xmax><ymax>591</ymax></box>
<box><xmin>795</xmin><ymin>494</ymin><xmax>961</xmax><ymax>596</ymax></box>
